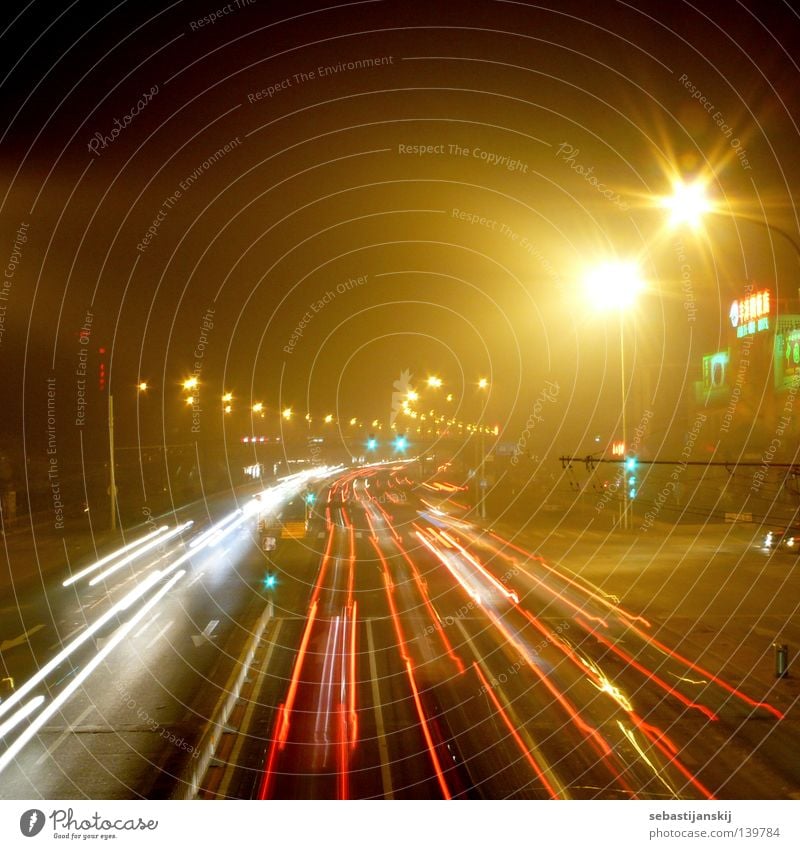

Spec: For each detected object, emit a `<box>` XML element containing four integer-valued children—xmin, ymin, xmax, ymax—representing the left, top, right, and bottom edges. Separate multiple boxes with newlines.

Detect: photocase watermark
<box><xmin>114</xmin><ymin>678</ymin><xmax>199</xmax><ymax>759</ymax></box>
<box><xmin>555</xmin><ymin>144</ymin><xmax>630</xmax><ymax>211</ymax></box>
<box><xmin>20</xmin><ymin>807</ymin><xmax>158</xmax><ymax>836</ymax></box>
<box><xmin>283</xmin><ymin>275</ymin><xmax>367</xmax><ymax>355</ymax></box>
<box><xmin>595</xmin><ymin>409</ymin><xmax>653</xmax><ymax>513</ymax></box>
<box><xmin>641</xmin><ymin>411</ymin><xmax>707</xmax><ymax>530</ymax></box>
<box><xmin>46</xmin><ymin>377</ymin><xmax>65</xmax><ymax>530</ymax></box>
<box><xmin>751</xmin><ymin>381</ymin><xmax>798</xmax><ymax>493</ymax></box>
<box><xmin>87</xmin><ymin>85</ymin><xmax>159</xmax><ymax>157</ymax></box>
<box><xmin>189</xmin><ymin>0</ymin><xmax>256</xmax><ymax>32</ymax></box>
<box><xmin>190</xmin><ymin>306</ymin><xmax>215</xmax><ymax>434</ymax></box>
<box><xmin>74</xmin><ymin>309</ymin><xmax>93</xmax><ymax>428</ymax></box>
<box><xmin>476</xmin><ymin>620</ymin><xmax>571</xmax><ymax>696</ymax></box>
<box><xmin>136</xmin><ymin>137</ymin><xmax>242</xmax><ymax>253</ymax></box>
<box><xmin>398</xmin><ymin>142</ymin><xmax>529</xmax><ymax>173</ymax></box>
<box><xmin>678</xmin><ymin>73</ymin><xmax>751</xmax><ymax>170</ymax></box>
<box><xmin>0</xmin><ymin>221</ymin><xmax>28</xmax><ymax>349</ymax></box>
<box><xmin>390</xmin><ymin>369</ymin><xmax>413</xmax><ymax>428</ymax></box>
<box><xmin>248</xmin><ymin>55</ymin><xmax>394</xmax><ymax>102</ymax></box>
<box><xmin>720</xmin><ymin>325</ymin><xmax>754</xmax><ymax>434</ymax></box>
<box><xmin>674</xmin><ymin>237</ymin><xmax>696</xmax><ymax>323</ymax></box>
<box><xmin>451</xmin><ymin>208</ymin><xmax>562</xmax><ymax>283</ymax></box>
<box><xmin>420</xmin><ymin>566</ymin><xmax>520</xmax><ymax>637</ymax></box>
<box><xmin>511</xmin><ymin>380</ymin><xmax>560</xmax><ymax>466</ymax></box>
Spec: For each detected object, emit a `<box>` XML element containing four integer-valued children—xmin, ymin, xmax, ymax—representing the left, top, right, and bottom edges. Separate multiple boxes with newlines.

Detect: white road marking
<box><xmin>133</xmin><ymin>613</ymin><xmax>160</xmax><ymax>640</ymax></box>
<box><xmin>216</xmin><ymin>619</ymin><xmax>284</xmax><ymax>799</ymax></box>
<box><xmin>0</xmin><ymin>624</ymin><xmax>46</xmax><ymax>651</ymax></box>
<box><xmin>191</xmin><ymin>619</ymin><xmax>219</xmax><ymax>647</ymax></box>
<box><xmin>144</xmin><ymin>620</ymin><xmax>174</xmax><ymax>650</ymax></box>
<box><xmin>366</xmin><ymin>619</ymin><xmax>394</xmax><ymax>799</ymax></box>
<box><xmin>34</xmin><ymin>704</ymin><xmax>95</xmax><ymax>766</ymax></box>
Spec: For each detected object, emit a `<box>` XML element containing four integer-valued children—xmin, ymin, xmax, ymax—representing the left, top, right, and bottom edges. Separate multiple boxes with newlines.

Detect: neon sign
<box><xmin>730</xmin><ymin>288</ymin><xmax>770</xmax><ymax>338</ymax></box>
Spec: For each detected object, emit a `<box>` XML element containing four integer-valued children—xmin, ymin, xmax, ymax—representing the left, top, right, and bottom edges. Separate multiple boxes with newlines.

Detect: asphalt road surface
<box><xmin>1</xmin><ymin>462</ymin><xmax>796</xmax><ymax>799</ymax></box>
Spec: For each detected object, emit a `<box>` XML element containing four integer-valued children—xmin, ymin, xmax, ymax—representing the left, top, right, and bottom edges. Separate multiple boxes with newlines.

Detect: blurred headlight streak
<box><xmin>0</xmin><ymin>571</ymin><xmax>185</xmax><ymax>776</ymax></box>
<box><xmin>87</xmin><ymin>521</ymin><xmax>193</xmax><ymax>586</ymax></box>
<box><xmin>0</xmin><ymin>696</ymin><xmax>46</xmax><ymax>742</ymax></box>
<box><xmin>0</xmin><ymin>569</ymin><xmax>165</xmax><ymax>721</ymax></box>
<box><xmin>62</xmin><ymin>525</ymin><xmax>169</xmax><ymax>586</ymax></box>
<box><xmin>188</xmin><ymin>510</ymin><xmax>243</xmax><ymax>549</ymax></box>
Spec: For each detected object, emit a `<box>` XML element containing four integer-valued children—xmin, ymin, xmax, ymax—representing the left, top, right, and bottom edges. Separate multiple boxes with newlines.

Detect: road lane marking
<box><xmin>191</xmin><ymin>619</ymin><xmax>219</xmax><ymax>647</ymax></box>
<box><xmin>216</xmin><ymin>618</ymin><xmax>284</xmax><ymax>799</ymax></box>
<box><xmin>133</xmin><ymin>613</ymin><xmax>160</xmax><ymax>640</ymax></box>
<box><xmin>34</xmin><ymin>704</ymin><xmax>95</xmax><ymax>766</ymax></box>
<box><xmin>366</xmin><ymin>619</ymin><xmax>394</xmax><ymax>799</ymax></box>
<box><xmin>454</xmin><ymin>618</ymin><xmax>568</xmax><ymax>799</ymax></box>
<box><xmin>144</xmin><ymin>620</ymin><xmax>174</xmax><ymax>650</ymax></box>
<box><xmin>186</xmin><ymin>571</ymin><xmax>205</xmax><ymax>588</ymax></box>
<box><xmin>0</xmin><ymin>624</ymin><xmax>46</xmax><ymax>651</ymax></box>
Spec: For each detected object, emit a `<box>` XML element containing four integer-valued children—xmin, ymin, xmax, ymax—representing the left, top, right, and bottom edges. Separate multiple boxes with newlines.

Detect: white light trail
<box><xmin>62</xmin><ymin>526</ymin><xmax>169</xmax><ymax>587</ymax></box>
<box><xmin>0</xmin><ymin>571</ymin><xmax>185</xmax><ymax>777</ymax></box>
<box><xmin>87</xmin><ymin>521</ymin><xmax>193</xmax><ymax>586</ymax></box>
<box><xmin>0</xmin><ymin>696</ymin><xmax>45</xmax><ymax>742</ymax></box>
<box><xmin>0</xmin><ymin>570</ymin><xmax>164</xmax><ymax>721</ymax></box>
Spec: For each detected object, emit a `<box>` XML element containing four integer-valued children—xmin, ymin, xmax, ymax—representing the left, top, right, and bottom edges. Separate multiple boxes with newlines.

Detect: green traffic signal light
<box><xmin>394</xmin><ymin>434</ymin><xmax>408</xmax><ymax>452</ymax></box>
<box><xmin>367</xmin><ymin>437</ymin><xmax>378</xmax><ymax>450</ymax></box>
<box><xmin>263</xmin><ymin>573</ymin><xmax>277</xmax><ymax>589</ymax></box>
<box><xmin>625</xmin><ymin>456</ymin><xmax>637</xmax><ymax>471</ymax></box>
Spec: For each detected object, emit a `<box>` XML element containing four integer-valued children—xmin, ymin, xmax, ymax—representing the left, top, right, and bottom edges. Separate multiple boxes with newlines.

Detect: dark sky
<box><xmin>1</xmin><ymin>0</ymin><xmax>799</xmax><ymax>466</ymax></box>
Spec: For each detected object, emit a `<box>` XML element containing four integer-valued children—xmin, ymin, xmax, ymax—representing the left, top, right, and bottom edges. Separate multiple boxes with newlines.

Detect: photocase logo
<box><xmin>19</xmin><ymin>809</ymin><xmax>46</xmax><ymax>837</ymax></box>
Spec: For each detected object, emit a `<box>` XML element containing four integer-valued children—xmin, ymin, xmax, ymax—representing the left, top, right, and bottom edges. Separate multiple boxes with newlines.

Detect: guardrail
<box><xmin>172</xmin><ymin>599</ymin><xmax>273</xmax><ymax>799</ymax></box>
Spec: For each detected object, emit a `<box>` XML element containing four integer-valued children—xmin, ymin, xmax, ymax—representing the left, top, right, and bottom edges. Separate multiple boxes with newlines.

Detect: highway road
<box><xmin>1</xmin><ymin>462</ymin><xmax>795</xmax><ymax>799</ymax></box>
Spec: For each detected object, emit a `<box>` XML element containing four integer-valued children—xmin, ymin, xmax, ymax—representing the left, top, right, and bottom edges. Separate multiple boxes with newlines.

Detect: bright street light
<box><xmin>182</xmin><ymin>377</ymin><xmax>198</xmax><ymax>391</ymax></box>
<box><xmin>478</xmin><ymin>378</ymin><xmax>489</xmax><ymax>390</ymax></box>
<box><xmin>427</xmin><ymin>376</ymin><xmax>442</xmax><ymax>388</ymax></box>
<box><xmin>222</xmin><ymin>392</ymin><xmax>233</xmax><ymax>403</ymax></box>
<box><xmin>661</xmin><ymin>179</ymin><xmax>711</xmax><ymax>229</ymax></box>
<box><xmin>137</xmin><ymin>382</ymin><xmax>148</xmax><ymax>392</ymax></box>
<box><xmin>583</xmin><ymin>261</ymin><xmax>645</xmax><ymax>311</ymax></box>
<box><xmin>252</xmin><ymin>402</ymin><xmax>264</xmax><ymax>414</ymax></box>
<box><xmin>282</xmin><ymin>408</ymin><xmax>293</xmax><ymax>421</ymax></box>
<box><xmin>407</xmin><ymin>390</ymin><xmax>419</xmax><ymax>402</ymax></box>
<box><xmin>324</xmin><ymin>414</ymin><xmax>333</xmax><ymax>424</ymax></box>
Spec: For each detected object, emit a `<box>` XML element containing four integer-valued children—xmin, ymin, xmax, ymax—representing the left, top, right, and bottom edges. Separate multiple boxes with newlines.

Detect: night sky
<box><xmin>1</xmin><ymin>0</ymin><xmax>799</xmax><ymax>481</ymax></box>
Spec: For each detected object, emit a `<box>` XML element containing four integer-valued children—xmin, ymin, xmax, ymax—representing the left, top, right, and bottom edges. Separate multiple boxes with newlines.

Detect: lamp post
<box><xmin>477</xmin><ymin>378</ymin><xmax>490</xmax><ymax>520</ymax></box>
<box><xmin>584</xmin><ymin>261</ymin><xmax>645</xmax><ymax>530</ymax></box>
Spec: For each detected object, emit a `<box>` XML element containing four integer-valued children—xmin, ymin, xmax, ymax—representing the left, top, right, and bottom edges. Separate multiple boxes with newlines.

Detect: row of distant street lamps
<box><xmin>133</xmin><ymin>372</ymin><xmax>496</xmax><ymax>438</ymax></box>
<box><xmin>590</xmin><ymin>178</ymin><xmax>800</xmax><ymax>529</ymax></box>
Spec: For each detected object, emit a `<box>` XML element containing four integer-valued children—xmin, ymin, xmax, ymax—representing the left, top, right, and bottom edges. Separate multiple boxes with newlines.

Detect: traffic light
<box><xmin>394</xmin><ymin>433</ymin><xmax>408</xmax><ymax>452</ymax></box>
<box><xmin>367</xmin><ymin>434</ymin><xmax>378</xmax><ymax>451</ymax></box>
<box><xmin>304</xmin><ymin>490</ymin><xmax>316</xmax><ymax>505</ymax></box>
<box><xmin>625</xmin><ymin>456</ymin><xmax>637</xmax><ymax>498</ymax></box>
<box><xmin>263</xmin><ymin>572</ymin><xmax>277</xmax><ymax>590</ymax></box>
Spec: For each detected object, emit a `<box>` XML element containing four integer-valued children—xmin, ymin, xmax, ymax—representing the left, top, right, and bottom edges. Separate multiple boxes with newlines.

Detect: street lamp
<box><xmin>282</xmin><ymin>408</ymin><xmax>293</xmax><ymax>421</ymax></box>
<box><xmin>137</xmin><ymin>381</ymin><xmax>148</xmax><ymax>392</ymax></box>
<box><xmin>583</xmin><ymin>260</ymin><xmax>646</xmax><ymax>530</ymax></box>
<box><xmin>660</xmin><ymin>179</ymin><xmax>712</xmax><ymax>229</ymax></box>
<box><xmin>663</xmin><ymin>178</ymin><xmax>800</xmax><ymax>265</ymax></box>
<box><xmin>182</xmin><ymin>377</ymin><xmax>198</xmax><ymax>392</ymax></box>
<box><xmin>427</xmin><ymin>376</ymin><xmax>443</xmax><ymax>388</ymax></box>
<box><xmin>252</xmin><ymin>402</ymin><xmax>264</xmax><ymax>414</ymax></box>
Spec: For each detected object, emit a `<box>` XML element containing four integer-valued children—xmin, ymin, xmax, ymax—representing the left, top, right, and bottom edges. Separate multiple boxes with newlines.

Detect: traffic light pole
<box><xmin>108</xmin><ymin>393</ymin><xmax>117</xmax><ymax>531</ymax></box>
